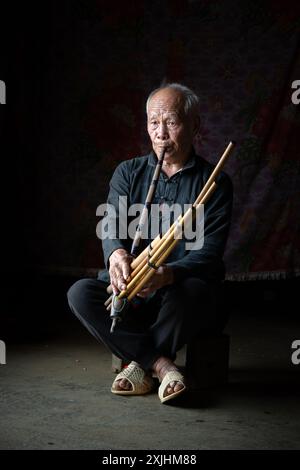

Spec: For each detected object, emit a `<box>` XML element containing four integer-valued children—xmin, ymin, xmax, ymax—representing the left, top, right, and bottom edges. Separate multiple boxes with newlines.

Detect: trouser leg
<box><xmin>145</xmin><ymin>277</ymin><xmax>226</xmax><ymax>369</ymax></box>
<box><xmin>67</xmin><ymin>278</ymin><xmax>159</xmax><ymax>370</ymax></box>
<box><xmin>67</xmin><ymin>277</ymin><xmax>228</xmax><ymax>371</ymax></box>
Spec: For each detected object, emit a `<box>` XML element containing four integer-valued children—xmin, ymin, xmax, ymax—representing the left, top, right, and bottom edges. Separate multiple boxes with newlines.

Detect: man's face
<box><xmin>147</xmin><ymin>88</ymin><xmax>196</xmax><ymax>161</ymax></box>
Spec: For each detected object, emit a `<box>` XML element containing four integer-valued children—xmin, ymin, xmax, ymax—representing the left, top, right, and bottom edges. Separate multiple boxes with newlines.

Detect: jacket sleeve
<box><xmin>100</xmin><ymin>161</ymin><xmax>132</xmax><ymax>270</ymax></box>
<box><xmin>166</xmin><ymin>172</ymin><xmax>233</xmax><ymax>282</ymax></box>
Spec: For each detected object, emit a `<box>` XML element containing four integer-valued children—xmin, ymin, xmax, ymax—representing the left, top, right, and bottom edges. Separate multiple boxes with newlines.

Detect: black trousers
<box><xmin>67</xmin><ymin>277</ymin><xmax>228</xmax><ymax>371</ymax></box>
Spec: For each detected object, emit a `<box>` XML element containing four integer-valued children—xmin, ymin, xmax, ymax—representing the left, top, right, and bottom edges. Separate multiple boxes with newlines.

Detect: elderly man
<box><xmin>67</xmin><ymin>83</ymin><xmax>233</xmax><ymax>404</ymax></box>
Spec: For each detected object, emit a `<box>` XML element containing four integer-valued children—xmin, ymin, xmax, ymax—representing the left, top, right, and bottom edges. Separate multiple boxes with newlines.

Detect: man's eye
<box><xmin>167</xmin><ymin>121</ymin><xmax>176</xmax><ymax>126</ymax></box>
<box><xmin>150</xmin><ymin>121</ymin><xmax>158</xmax><ymax>126</ymax></box>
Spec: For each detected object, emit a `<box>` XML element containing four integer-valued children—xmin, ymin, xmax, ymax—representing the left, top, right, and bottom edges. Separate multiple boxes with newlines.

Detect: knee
<box><xmin>67</xmin><ymin>279</ymin><xmax>92</xmax><ymax>312</ymax></box>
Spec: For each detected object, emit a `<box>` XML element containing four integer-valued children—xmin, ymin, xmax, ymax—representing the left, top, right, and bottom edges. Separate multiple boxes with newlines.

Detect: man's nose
<box><xmin>156</xmin><ymin>122</ymin><xmax>169</xmax><ymax>140</ymax></box>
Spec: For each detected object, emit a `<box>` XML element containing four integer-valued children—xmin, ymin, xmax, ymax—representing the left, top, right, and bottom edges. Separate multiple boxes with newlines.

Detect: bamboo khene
<box><xmin>105</xmin><ymin>141</ymin><xmax>235</xmax><ymax>310</ymax></box>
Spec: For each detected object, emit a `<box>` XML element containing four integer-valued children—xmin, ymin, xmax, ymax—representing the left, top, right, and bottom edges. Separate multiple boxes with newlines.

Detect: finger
<box><xmin>111</xmin><ymin>281</ymin><xmax>119</xmax><ymax>295</ymax></box>
<box><xmin>122</xmin><ymin>263</ymin><xmax>130</xmax><ymax>280</ymax></box>
<box><xmin>115</xmin><ymin>269</ymin><xmax>126</xmax><ymax>291</ymax></box>
<box><xmin>121</xmin><ymin>260</ymin><xmax>131</xmax><ymax>281</ymax></box>
<box><xmin>136</xmin><ymin>292</ymin><xmax>147</xmax><ymax>298</ymax></box>
<box><xmin>110</xmin><ymin>267</ymin><xmax>121</xmax><ymax>294</ymax></box>
<box><xmin>139</xmin><ymin>281</ymin><xmax>154</xmax><ymax>292</ymax></box>
<box><xmin>137</xmin><ymin>287</ymin><xmax>151</xmax><ymax>298</ymax></box>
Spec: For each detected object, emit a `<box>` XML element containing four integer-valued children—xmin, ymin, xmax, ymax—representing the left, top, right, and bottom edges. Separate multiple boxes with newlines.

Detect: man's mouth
<box><xmin>156</xmin><ymin>144</ymin><xmax>172</xmax><ymax>151</ymax></box>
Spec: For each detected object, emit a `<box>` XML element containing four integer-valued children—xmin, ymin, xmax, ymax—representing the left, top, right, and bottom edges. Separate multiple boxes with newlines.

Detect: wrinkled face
<box><xmin>147</xmin><ymin>88</ymin><xmax>196</xmax><ymax>161</ymax></box>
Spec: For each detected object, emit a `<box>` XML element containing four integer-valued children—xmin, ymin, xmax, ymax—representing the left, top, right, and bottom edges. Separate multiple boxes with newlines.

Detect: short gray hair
<box><xmin>146</xmin><ymin>82</ymin><xmax>200</xmax><ymax>118</ymax></box>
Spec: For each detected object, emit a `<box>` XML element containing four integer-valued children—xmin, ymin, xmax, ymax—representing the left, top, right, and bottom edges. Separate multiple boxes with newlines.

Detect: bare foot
<box><xmin>113</xmin><ymin>377</ymin><xmax>132</xmax><ymax>391</ymax></box>
<box><xmin>152</xmin><ymin>356</ymin><xmax>185</xmax><ymax>398</ymax></box>
<box><xmin>112</xmin><ymin>362</ymin><xmax>148</xmax><ymax>392</ymax></box>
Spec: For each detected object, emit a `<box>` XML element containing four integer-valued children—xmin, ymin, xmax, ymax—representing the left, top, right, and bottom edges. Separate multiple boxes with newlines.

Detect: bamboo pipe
<box><xmin>130</xmin><ymin>147</ymin><xmax>166</xmax><ymax>257</ymax></box>
<box><xmin>127</xmin><ymin>183</ymin><xmax>217</xmax><ymax>300</ymax></box>
<box><xmin>105</xmin><ymin>141</ymin><xmax>234</xmax><ymax>306</ymax></box>
<box><xmin>117</xmin><ymin>177</ymin><xmax>217</xmax><ymax>300</ymax></box>
<box><xmin>106</xmin><ymin>140</ymin><xmax>234</xmax><ymax>298</ymax></box>
<box><xmin>131</xmin><ymin>140</ymin><xmax>234</xmax><ymax>269</ymax></box>
<box><xmin>106</xmin><ymin>181</ymin><xmax>216</xmax><ymax>309</ymax></box>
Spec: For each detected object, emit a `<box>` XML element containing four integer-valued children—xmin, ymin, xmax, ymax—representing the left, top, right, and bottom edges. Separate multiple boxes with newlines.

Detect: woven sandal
<box><xmin>111</xmin><ymin>361</ymin><xmax>155</xmax><ymax>395</ymax></box>
<box><xmin>158</xmin><ymin>370</ymin><xmax>186</xmax><ymax>404</ymax></box>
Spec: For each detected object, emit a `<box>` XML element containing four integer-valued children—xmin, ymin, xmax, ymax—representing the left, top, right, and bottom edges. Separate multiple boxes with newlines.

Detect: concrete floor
<box><xmin>1</xmin><ymin>283</ymin><xmax>300</xmax><ymax>450</ymax></box>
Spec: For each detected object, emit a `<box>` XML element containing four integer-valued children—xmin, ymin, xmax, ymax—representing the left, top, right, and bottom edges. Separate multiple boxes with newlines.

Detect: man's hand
<box><xmin>136</xmin><ymin>265</ymin><xmax>174</xmax><ymax>299</ymax></box>
<box><xmin>109</xmin><ymin>248</ymin><xmax>133</xmax><ymax>294</ymax></box>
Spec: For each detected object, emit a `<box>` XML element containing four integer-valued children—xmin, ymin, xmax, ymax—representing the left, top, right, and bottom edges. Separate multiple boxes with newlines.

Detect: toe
<box><xmin>119</xmin><ymin>378</ymin><xmax>126</xmax><ymax>388</ymax></box>
<box><xmin>125</xmin><ymin>380</ymin><xmax>132</xmax><ymax>390</ymax></box>
<box><xmin>121</xmin><ymin>378</ymin><xmax>132</xmax><ymax>390</ymax></box>
<box><xmin>114</xmin><ymin>378</ymin><xmax>132</xmax><ymax>391</ymax></box>
<box><xmin>174</xmin><ymin>382</ymin><xmax>184</xmax><ymax>392</ymax></box>
<box><xmin>164</xmin><ymin>381</ymin><xmax>184</xmax><ymax>397</ymax></box>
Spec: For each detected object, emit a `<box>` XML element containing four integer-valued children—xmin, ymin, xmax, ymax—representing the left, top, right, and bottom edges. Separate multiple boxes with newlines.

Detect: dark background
<box><xmin>0</xmin><ymin>0</ymin><xmax>299</xmax><ymax>339</ymax></box>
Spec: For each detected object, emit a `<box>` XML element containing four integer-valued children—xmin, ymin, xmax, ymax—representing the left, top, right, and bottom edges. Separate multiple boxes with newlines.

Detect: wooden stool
<box><xmin>111</xmin><ymin>334</ymin><xmax>230</xmax><ymax>389</ymax></box>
